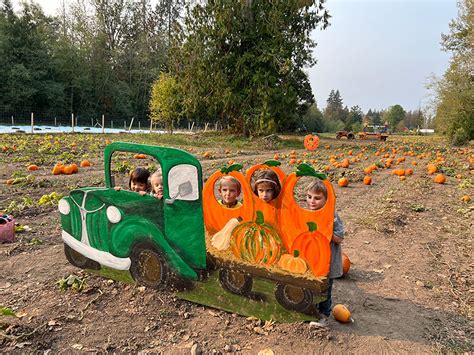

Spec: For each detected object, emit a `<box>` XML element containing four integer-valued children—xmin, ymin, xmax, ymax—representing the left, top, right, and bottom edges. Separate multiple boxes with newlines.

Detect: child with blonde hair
<box><xmin>150</xmin><ymin>171</ymin><xmax>164</xmax><ymax>199</ymax></box>
<box><xmin>218</xmin><ymin>176</ymin><xmax>242</xmax><ymax>209</ymax></box>
<box><xmin>306</xmin><ymin>179</ymin><xmax>345</xmax><ymax>322</ymax></box>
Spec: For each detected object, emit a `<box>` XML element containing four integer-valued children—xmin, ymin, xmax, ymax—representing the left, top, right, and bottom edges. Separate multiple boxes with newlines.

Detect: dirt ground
<box><xmin>0</xmin><ymin>133</ymin><xmax>472</xmax><ymax>353</ymax></box>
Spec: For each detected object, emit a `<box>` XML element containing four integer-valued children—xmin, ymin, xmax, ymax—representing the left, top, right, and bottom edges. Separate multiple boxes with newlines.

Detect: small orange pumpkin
<box><xmin>278</xmin><ymin>250</ymin><xmax>307</xmax><ymax>274</ymax></box>
<box><xmin>133</xmin><ymin>153</ymin><xmax>146</xmax><ymax>159</ymax></box>
<box><xmin>27</xmin><ymin>164</ymin><xmax>39</xmax><ymax>171</ymax></box>
<box><xmin>80</xmin><ymin>160</ymin><xmax>91</xmax><ymax>167</ymax></box>
<box><xmin>433</xmin><ymin>173</ymin><xmax>446</xmax><ymax>184</ymax></box>
<box><xmin>338</xmin><ymin>177</ymin><xmax>349</xmax><ymax>187</ymax></box>
<box><xmin>363</xmin><ymin>176</ymin><xmax>372</xmax><ymax>185</ymax></box>
<box><xmin>405</xmin><ymin>169</ymin><xmax>414</xmax><ymax>176</ymax></box>
<box><xmin>342</xmin><ymin>252</ymin><xmax>350</xmax><ymax>275</ymax></box>
<box><xmin>427</xmin><ymin>164</ymin><xmax>437</xmax><ymax>175</ymax></box>
<box><xmin>333</xmin><ymin>304</ymin><xmax>351</xmax><ymax>323</ymax></box>
<box><xmin>392</xmin><ymin>168</ymin><xmax>405</xmax><ymax>176</ymax></box>
<box><xmin>304</xmin><ymin>134</ymin><xmax>319</xmax><ymax>151</ymax></box>
<box><xmin>461</xmin><ymin>195</ymin><xmax>471</xmax><ymax>203</ymax></box>
<box><xmin>340</xmin><ymin>158</ymin><xmax>350</xmax><ymax>168</ymax></box>
<box><xmin>63</xmin><ymin>165</ymin><xmax>75</xmax><ymax>175</ymax></box>
<box><xmin>52</xmin><ymin>163</ymin><xmax>65</xmax><ymax>175</ymax></box>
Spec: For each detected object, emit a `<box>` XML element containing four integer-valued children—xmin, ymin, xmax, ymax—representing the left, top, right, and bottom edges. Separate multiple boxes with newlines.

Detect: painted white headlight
<box><xmin>58</xmin><ymin>199</ymin><xmax>70</xmax><ymax>215</ymax></box>
<box><xmin>106</xmin><ymin>206</ymin><xmax>122</xmax><ymax>224</ymax></box>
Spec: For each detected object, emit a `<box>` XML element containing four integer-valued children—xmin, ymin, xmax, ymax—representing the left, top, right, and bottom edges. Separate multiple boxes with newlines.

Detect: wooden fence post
<box><xmin>102</xmin><ymin>115</ymin><xmax>105</xmax><ymax>134</ymax></box>
<box><xmin>30</xmin><ymin>112</ymin><xmax>34</xmax><ymax>133</ymax></box>
<box><xmin>71</xmin><ymin>113</ymin><xmax>75</xmax><ymax>133</ymax></box>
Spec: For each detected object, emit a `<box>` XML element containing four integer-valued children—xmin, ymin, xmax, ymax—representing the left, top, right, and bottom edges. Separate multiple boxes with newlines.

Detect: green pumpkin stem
<box><xmin>293</xmin><ymin>250</ymin><xmax>300</xmax><ymax>258</ymax></box>
<box><xmin>255</xmin><ymin>211</ymin><xmax>264</xmax><ymax>225</ymax></box>
<box><xmin>307</xmin><ymin>222</ymin><xmax>317</xmax><ymax>232</ymax></box>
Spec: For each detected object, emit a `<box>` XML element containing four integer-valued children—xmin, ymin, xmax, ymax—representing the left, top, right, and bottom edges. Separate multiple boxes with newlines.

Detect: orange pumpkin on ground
<box><xmin>333</xmin><ymin>304</ymin><xmax>351</xmax><ymax>323</ymax></box>
<box><xmin>245</xmin><ymin>160</ymin><xmax>286</xmax><ymax>228</ymax></box>
<box><xmin>400</xmin><ymin>175</ymin><xmax>407</xmax><ymax>181</ymax></box>
<box><xmin>133</xmin><ymin>153</ymin><xmax>146</xmax><ymax>159</ymax></box>
<box><xmin>278</xmin><ymin>164</ymin><xmax>335</xmax><ymax>251</ymax></box>
<box><xmin>340</xmin><ymin>158</ymin><xmax>350</xmax><ymax>168</ymax></box>
<box><xmin>291</xmin><ymin>222</ymin><xmax>330</xmax><ymax>277</ymax></box>
<box><xmin>63</xmin><ymin>165</ymin><xmax>75</xmax><ymax>175</ymax></box>
<box><xmin>427</xmin><ymin>164</ymin><xmax>437</xmax><ymax>175</ymax></box>
<box><xmin>230</xmin><ymin>211</ymin><xmax>282</xmax><ymax>266</ymax></box>
<box><xmin>461</xmin><ymin>195</ymin><xmax>471</xmax><ymax>203</ymax></box>
<box><xmin>405</xmin><ymin>169</ymin><xmax>414</xmax><ymax>176</ymax></box>
<box><xmin>304</xmin><ymin>134</ymin><xmax>320</xmax><ymax>151</ymax></box>
<box><xmin>52</xmin><ymin>163</ymin><xmax>65</xmax><ymax>175</ymax></box>
<box><xmin>342</xmin><ymin>253</ymin><xmax>350</xmax><ymax>275</ymax></box>
<box><xmin>338</xmin><ymin>177</ymin><xmax>349</xmax><ymax>187</ymax></box>
<box><xmin>433</xmin><ymin>173</ymin><xmax>446</xmax><ymax>184</ymax></box>
<box><xmin>202</xmin><ymin>164</ymin><xmax>254</xmax><ymax>235</ymax></box>
<box><xmin>80</xmin><ymin>160</ymin><xmax>91</xmax><ymax>167</ymax></box>
<box><xmin>27</xmin><ymin>164</ymin><xmax>39</xmax><ymax>171</ymax></box>
<box><xmin>393</xmin><ymin>169</ymin><xmax>405</xmax><ymax>176</ymax></box>
<box><xmin>278</xmin><ymin>250</ymin><xmax>307</xmax><ymax>274</ymax></box>
<box><xmin>363</xmin><ymin>176</ymin><xmax>372</xmax><ymax>185</ymax></box>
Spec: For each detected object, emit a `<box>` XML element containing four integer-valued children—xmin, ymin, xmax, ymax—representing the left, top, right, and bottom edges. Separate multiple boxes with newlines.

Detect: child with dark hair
<box><xmin>306</xmin><ymin>179</ymin><xmax>345</xmax><ymax>323</ymax></box>
<box><xmin>253</xmin><ymin>170</ymin><xmax>281</xmax><ymax>202</ymax></box>
<box><xmin>115</xmin><ymin>167</ymin><xmax>150</xmax><ymax>196</ymax></box>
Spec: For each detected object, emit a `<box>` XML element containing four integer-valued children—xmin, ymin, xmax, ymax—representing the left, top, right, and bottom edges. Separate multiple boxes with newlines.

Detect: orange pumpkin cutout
<box><xmin>245</xmin><ymin>160</ymin><xmax>286</xmax><ymax>228</ymax></box>
<box><xmin>291</xmin><ymin>222</ymin><xmax>330</xmax><ymax>277</ymax></box>
<box><xmin>203</xmin><ymin>164</ymin><xmax>254</xmax><ymax>235</ymax></box>
<box><xmin>304</xmin><ymin>134</ymin><xmax>319</xmax><ymax>151</ymax></box>
<box><xmin>279</xmin><ymin>164</ymin><xmax>335</xmax><ymax>252</ymax></box>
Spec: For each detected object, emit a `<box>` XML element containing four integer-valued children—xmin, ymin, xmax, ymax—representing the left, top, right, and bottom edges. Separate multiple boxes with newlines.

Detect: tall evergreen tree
<box><xmin>170</xmin><ymin>0</ymin><xmax>330</xmax><ymax>135</ymax></box>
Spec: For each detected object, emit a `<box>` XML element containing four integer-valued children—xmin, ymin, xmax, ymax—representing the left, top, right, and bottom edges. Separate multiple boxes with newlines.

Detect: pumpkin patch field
<box><xmin>0</xmin><ymin>132</ymin><xmax>472</xmax><ymax>353</ymax></box>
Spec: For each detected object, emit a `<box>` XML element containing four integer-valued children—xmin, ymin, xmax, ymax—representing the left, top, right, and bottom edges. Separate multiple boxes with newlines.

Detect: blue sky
<box><xmin>309</xmin><ymin>0</ymin><xmax>458</xmax><ymax>112</ymax></box>
<box><xmin>15</xmin><ymin>0</ymin><xmax>458</xmax><ymax>113</ymax></box>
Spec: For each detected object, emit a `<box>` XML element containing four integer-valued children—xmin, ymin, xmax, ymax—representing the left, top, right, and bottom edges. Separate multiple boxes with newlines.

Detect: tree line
<box><xmin>0</xmin><ymin>0</ymin><xmax>183</xmax><ymax>124</ymax></box>
<box><xmin>1</xmin><ymin>0</ymin><xmax>470</xmax><ymax>141</ymax></box>
<box><xmin>301</xmin><ymin>89</ymin><xmax>426</xmax><ymax>134</ymax></box>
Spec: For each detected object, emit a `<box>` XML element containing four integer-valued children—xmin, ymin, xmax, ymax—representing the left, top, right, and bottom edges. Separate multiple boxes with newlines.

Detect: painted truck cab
<box><xmin>59</xmin><ymin>142</ymin><xmax>206</xmax><ymax>288</ymax></box>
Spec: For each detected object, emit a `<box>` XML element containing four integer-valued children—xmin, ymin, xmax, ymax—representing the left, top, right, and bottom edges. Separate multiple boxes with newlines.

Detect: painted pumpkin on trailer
<box><xmin>202</xmin><ymin>164</ymin><xmax>254</xmax><ymax>235</ymax></box>
<box><xmin>291</xmin><ymin>222</ymin><xmax>330</xmax><ymax>277</ymax></box>
<box><xmin>304</xmin><ymin>134</ymin><xmax>320</xmax><ymax>151</ymax></box>
<box><xmin>278</xmin><ymin>250</ymin><xmax>307</xmax><ymax>274</ymax></box>
<box><xmin>278</xmin><ymin>163</ymin><xmax>335</xmax><ymax>252</ymax></box>
<box><xmin>230</xmin><ymin>211</ymin><xmax>283</xmax><ymax>266</ymax></box>
<box><xmin>245</xmin><ymin>160</ymin><xmax>286</xmax><ymax>228</ymax></box>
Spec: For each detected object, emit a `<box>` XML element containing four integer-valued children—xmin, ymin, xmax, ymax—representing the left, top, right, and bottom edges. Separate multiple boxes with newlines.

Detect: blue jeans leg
<box><xmin>318</xmin><ymin>278</ymin><xmax>333</xmax><ymax>317</ymax></box>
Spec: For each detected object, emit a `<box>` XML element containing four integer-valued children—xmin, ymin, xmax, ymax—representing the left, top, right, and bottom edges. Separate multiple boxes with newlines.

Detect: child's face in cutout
<box><xmin>131</xmin><ymin>180</ymin><xmax>147</xmax><ymax>193</ymax></box>
<box><xmin>219</xmin><ymin>180</ymin><xmax>240</xmax><ymax>207</ymax></box>
<box><xmin>306</xmin><ymin>190</ymin><xmax>327</xmax><ymax>211</ymax></box>
<box><xmin>152</xmin><ymin>176</ymin><xmax>163</xmax><ymax>198</ymax></box>
<box><xmin>257</xmin><ymin>182</ymin><xmax>275</xmax><ymax>202</ymax></box>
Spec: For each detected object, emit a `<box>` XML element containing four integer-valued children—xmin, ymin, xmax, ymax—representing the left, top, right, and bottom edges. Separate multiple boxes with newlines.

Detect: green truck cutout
<box><xmin>59</xmin><ymin>142</ymin><xmax>328</xmax><ymax>315</ymax></box>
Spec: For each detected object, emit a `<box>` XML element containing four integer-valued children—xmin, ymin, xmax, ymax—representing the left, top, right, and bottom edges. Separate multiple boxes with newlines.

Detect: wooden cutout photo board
<box><xmin>59</xmin><ymin>142</ymin><xmax>335</xmax><ymax>322</ymax></box>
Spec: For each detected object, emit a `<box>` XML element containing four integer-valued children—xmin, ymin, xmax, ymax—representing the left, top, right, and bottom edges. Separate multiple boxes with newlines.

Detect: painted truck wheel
<box><xmin>130</xmin><ymin>244</ymin><xmax>169</xmax><ymax>290</ymax></box>
<box><xmin>218</xmin><ymin>268</ymin><xmax>253</xmax><ymax>296</ymax></box>
<box><xmin>274</xmin><ymin>283</ymin><xmax>313</xmax><ymax>312</ymax></box>
<box><xmin>64</xmin><ymin>244</ymin><xmax>101</xmax><ymax>270</ymax></box>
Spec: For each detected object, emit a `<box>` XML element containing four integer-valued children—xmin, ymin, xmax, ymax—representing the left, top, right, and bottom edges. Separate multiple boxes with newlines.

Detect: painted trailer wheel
<box><xmin>130</xmin><ymin>244</ymin><xmax>169</xmax><ymax>290</ymax></box>
<box><xmin>274</xmin><ymin>284</ymin><xmax>313</xmax><ymax>312</ymax></box>
<box><xmin>218</xmin><ymin>268</ymin><xmax>253</xmax><ymax>296</ymax></box>
<box><xmin>64</xmin><ymin>244</ymin><xmax>101</xmax><ymax>270</ymax></box>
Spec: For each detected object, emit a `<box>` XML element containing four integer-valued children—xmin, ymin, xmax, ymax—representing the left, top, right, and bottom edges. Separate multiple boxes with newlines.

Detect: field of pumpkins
<box><xmin>0</xmin><ymin>132</ymin><xmax>472</xmax><ymax>353</ymax></box>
